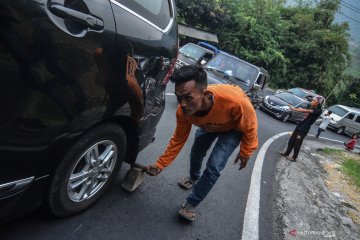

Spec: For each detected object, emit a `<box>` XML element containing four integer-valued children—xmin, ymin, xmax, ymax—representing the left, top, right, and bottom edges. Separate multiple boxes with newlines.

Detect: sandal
<box><xmin>285</xmin><ymin>156</ymin><xmax>297</xmax><ymax>162</ymax></box>
<box><xmin>178</xmin><ymin>203</ymin><xmax>197</xmax><ymax>221</ymax></box>
<box><xmin>178</xmin><ymin>176</ymin><xmax>197</xmax><ymax>190</ymax></box>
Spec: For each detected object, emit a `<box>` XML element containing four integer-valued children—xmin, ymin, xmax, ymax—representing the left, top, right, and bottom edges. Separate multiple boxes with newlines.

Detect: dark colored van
<box><xmin>0</xmin><ymin>0</ymin><xmax>178</xmax><ymax>221</ymax></box>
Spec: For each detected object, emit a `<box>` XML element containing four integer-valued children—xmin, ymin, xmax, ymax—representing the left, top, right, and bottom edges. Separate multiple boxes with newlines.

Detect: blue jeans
<box><xmin>186</xmin><ymin>128</ymin><xmax>242</xmax><ymax>206</ymax></box>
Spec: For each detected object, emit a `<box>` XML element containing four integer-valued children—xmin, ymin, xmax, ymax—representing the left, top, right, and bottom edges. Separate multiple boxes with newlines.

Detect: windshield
<box><xmin>328</xmin><ymin>105</ymin><xmax>349</xmax><ymax>117</ymax></box>
<box><xmin>179</xmin><ymin>44</ymin><xmax>206</xmax><ymax>61</ymax></box>
<box><xmin>288</xmin><ymin>88</ymin><xmax>307</xmax><ymax>98</ymax></box>
<box><xmin>276</xmin><ymin>92</ymin><xmax>303</xmax><ymax>106</ymax></box>
<box><xmin>205</xmin><ymin>54</ymin><xmax>258</xmax><ymax>86</ymax></box>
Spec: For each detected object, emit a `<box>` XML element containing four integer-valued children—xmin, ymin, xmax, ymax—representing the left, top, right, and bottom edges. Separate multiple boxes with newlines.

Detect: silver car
<box><xmin>326</xmin><ymin>105</ymin><xmax>360</xmax><ymax>135</ymax></box>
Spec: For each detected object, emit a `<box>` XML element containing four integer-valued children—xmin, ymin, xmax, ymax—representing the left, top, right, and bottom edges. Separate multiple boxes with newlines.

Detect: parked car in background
<box><xmin>175</xmin><ymin>42</ymin><xmax>216</xmax><ymax>69</ymax></box>
<box><xmin>325</xmin><ymin>105</ymin><xmax>360</xmax><ymax>135</ymax></box>
<box><xmin>203</xmin><ymin>52</ymin><xmax>269</xmax><ymax>108</ymax></box>
<box><xmin>0</xmin><ymin>0</ymin><xmax>178</xmax><ymax>222</ymax></box>
<box><xmin>276</xmin><ymin>87</ymin><xmax>316</xmax><ymax>102</ymax></box>
<box><xmin>260</xmin><ymin>92</ymin><xmax>310</xmax><ymax>122</ymax></box>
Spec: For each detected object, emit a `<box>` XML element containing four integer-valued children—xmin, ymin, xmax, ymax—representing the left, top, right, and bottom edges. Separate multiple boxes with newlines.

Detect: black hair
<box><xmin>171</xmin><ymin>65</ymin><xmax>207</xmax><ymax>90</ymax></box>
<box><xmin>328</xmin><ymin>110</ymin><xmax>332</xmax><ymax>114</ymax></box>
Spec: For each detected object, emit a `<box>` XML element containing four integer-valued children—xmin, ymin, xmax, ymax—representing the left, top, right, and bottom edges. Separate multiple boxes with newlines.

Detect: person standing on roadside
<box><xmin>316</xmin><ymin>110</ymin><xmax>332</xmax><ymax>138</ymax></box>
<box><xmin>279</xmin><ymin>96</ymin><xmax>324</xmax><ymax>162</ymax></box>
<box><xmin>145</xmin><ymin>65</ymin><xmax>258</xmax><ymax>221</ymax></box>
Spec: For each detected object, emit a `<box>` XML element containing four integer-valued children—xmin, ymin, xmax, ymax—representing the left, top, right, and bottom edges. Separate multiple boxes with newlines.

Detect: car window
<box><xmin>356</xmin><ymin>116</ymin><xmax>360</xmax><ymax>123</ymax></box>
<box><xmin>345</xmin><ymin>113</ymin><xmax>355</xmax><ymax>120</ymax></box>
<box><xmin>255</xmin><ymin>73</ymin><xmax>265</xmax><ymax>86</ymax></box>
<box><xmin>299</xmin><ymin>102</ymin><xmax>310</xmax><ymax>109</ymax></box>
<box><xmin>179</xmin><ymin>44</ymin><xmax>206</xmax><ymax>61</ymax></box>
<box><xmin>115</xmin><ymin>0</ymin><xmax>171</xmax><ymax>29</ymax></box>
<box><xmin>205</xmin><ymin>54</ymin><xmax>258</xmax><ymax>86</ymax></box>
<box><xmin>288</xmin><ymin>88</ymin><xmax>307</xmax><ymax>98</ymax></box>
<box><xmin>328</xmin><ymin>105</ymin><xmax>349</xmax><ymax>117</ymax></box>
<box><xmin>276</xmin><ymin>92</ymin><xmax>303</xmax><ymax>106</ymax></box>
<box><xmin>199</xmin><ymin>53</ymin><xmax>213</xmax><ymax>65</ymax></box>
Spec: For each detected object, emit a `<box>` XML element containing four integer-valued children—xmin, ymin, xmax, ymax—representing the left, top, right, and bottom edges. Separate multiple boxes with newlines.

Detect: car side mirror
<box><xmin>252</xmin><ymin>84</ymin><xmax>261</xmax><ymax>90</ymax></box>
<box><xmin>224</xmin><ymin>70</ymin><xmax>233</xmax><ymax>78</ymax></box>
<box><xmin>199</xmin><ymin>59</ymin><xmax>208</xmax><ymax>65</ymax></box>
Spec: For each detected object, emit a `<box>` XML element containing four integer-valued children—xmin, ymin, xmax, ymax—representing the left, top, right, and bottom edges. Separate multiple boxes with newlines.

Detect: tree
<box><xmin>279</xmin><ymin>0</ymin><xmax>350</xmax><ymax>97</ymax></box>
<box><xmin>176</xmin><ymin>0</ymin><xmax>233</xmax><ymax>31</ymax></box>
<box><xmin>338</xmin><ymin>76</ymin><xmax>360</xmax><ymax>108</ymax></box>
<box><xmin>176</xmin><ymin>0</ymin><xmax>351</xmax><ymax>104</ymax></box>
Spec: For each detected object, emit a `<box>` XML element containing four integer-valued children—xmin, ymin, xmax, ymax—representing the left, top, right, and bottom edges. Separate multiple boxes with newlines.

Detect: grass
<box><xmin>322</xmin><ymin>147</ymin><xmax>360</xmax><ymax>188</ymax></box>
<box><xmin>342</xmin><ymin>158</ymin><xmax>360</xmax><ymax>188</ymax></box>
<box><xmin>323</xmin><ymin>147</ymin><xmax>343</xmax><ymax>155</ymax></box>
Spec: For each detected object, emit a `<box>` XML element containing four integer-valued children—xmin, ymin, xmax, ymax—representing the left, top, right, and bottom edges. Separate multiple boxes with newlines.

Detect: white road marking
<box><xmin>309</xmin><ymin>134</ymin><xmax>359</xmax><ymax>148</ymax></box>
<box><xmin>165</xmin><ymin>93</ymin><xmax>175</xmax><ymax>96</ymax></box>
<box><xmin>241</xmin><ymin>132</ymin><xmax>358</xmax><ymax>240</ymax></box>
<box><xmin>241</xmin><ymin>132</ymin><xmax>290</xmax><ymax>240</ymax></box>
<box><xmin>308</xmin><ymin>134</ymin><xmax>343</xmax><ymax>143</ymax></box>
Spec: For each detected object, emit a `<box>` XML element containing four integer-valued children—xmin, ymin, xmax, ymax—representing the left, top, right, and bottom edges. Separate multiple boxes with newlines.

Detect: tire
<box><xmin>45</xmin><ymin>124</ymin><xmax>127</xmax><ymax>217</ymax></box>
<box><xmin>336</xmin><ymin>127</ymin><xmax>345</xmax><ymax>134</ymax></box>
<box><xmin>282</xmin><ymin>114</ymin><xmax>291</xmax><ymax>122</ymax></box>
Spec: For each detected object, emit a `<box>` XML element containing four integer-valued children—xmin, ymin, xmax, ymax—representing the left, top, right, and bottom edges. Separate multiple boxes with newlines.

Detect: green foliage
<box><xmin>342</xmin><ymin>158</ymin><xmax>360</xmax><ymax>188</ymax></box>
<box><xmin>176</xmin><ymin>0</ymin><xmax>353</xmax><ymax>105</ymax></box>
<box><xmin>279</xmin><ymin>0</ymin><xmax>350</xmax><ymax>97</ymax></box>
<box><xmin>323</xmin><ymin>147</ymin><xmax>343</xmax><ymax>155</ymax></box>
<box><xmin>176</xmin><ymin>0</ymin><xmax>233</xmax><ymax>30</ymax></box>
<box><xmin>337</xmin><ymin>77</ymin><xmax>360</xmax><ymax>108</ymax></box>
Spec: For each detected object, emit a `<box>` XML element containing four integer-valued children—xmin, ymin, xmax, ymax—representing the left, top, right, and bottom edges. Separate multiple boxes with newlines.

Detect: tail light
<box><xmin>162</xmin><ymin>52</ymin><xmax>178</xmax><ymax>85</ymax></box>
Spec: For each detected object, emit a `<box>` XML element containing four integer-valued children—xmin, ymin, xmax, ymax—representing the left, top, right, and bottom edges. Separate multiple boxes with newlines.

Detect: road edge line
<box><xmin>241</xmin><ymin>132</ymin><xmax>290</xmax><ymax>240</ymax></box>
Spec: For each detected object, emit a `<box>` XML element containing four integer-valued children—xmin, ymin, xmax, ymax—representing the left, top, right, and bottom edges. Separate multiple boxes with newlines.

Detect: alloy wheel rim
<box><xmin>67</xmin><ymin>140</ymin><xmax>118</xmax><ymax>202</ymax></box>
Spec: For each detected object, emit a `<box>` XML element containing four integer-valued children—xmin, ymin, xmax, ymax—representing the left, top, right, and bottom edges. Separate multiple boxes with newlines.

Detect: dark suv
<box><xmin>0</xmin><ymin>0</ymin><xmax>178</xmax><ymax>221</ymax></box>
<box><xmin>204</xmin><ymin>52</ymin><xmax>269</xmax><ymax>108</ymax></box>
<box><xmin>175</xmin><ymin>42</ymin><xmax>216</xmax><ymax>69</ymax></box>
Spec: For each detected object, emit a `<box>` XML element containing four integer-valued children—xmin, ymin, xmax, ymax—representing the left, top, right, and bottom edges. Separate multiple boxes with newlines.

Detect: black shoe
<box><xmin>277</xmin><ymin>151</ymin><xmax>288</xmax><ymax>157</ymax></box>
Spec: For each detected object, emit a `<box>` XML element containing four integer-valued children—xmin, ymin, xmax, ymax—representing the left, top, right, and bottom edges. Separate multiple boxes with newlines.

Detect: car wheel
<box><xmin>45</xmin><ymin>124</ymin><xmax>127</xmax><ymax>217</ymax></box>
<box><xmin>282</xmin><ymin>114</ymin><xmax>291</xmax><ymax>122</ymax></box>
<box><xmin>336</xmin><ymin>127</ymin><xmax>345</xmax><ymax>134</ymax></box>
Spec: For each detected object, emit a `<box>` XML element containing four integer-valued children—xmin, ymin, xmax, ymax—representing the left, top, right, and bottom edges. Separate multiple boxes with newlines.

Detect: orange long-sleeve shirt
<box><xmin>155</xmin><ymin>84</ymin><xmax>258</xmax><ymax>170</ymax></box>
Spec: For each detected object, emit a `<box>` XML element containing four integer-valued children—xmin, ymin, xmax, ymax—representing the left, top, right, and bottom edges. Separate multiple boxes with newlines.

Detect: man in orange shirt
<box><xmin>146</xmin><ymin>66</ymin><xmax>258</xmax><ymax>221</ymax></box>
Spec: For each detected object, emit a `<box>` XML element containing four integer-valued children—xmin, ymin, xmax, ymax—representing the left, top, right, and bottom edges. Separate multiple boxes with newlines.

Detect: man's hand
<box><xmin>233</xmin><ymin>153</ymin><xmax>250</xmax><ymax>170</ymax></box>
<box><xmin>145</xmin><ymin>164</ymin><xmax>162</xmax><ymax>176</ymax></box>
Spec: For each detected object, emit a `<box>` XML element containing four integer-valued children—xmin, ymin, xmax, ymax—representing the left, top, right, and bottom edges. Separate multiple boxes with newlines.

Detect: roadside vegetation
<box><xmin>176</xmin><ymin>0</ymin><xmax>360</xmax><ymax>107</ymax></box>
<box><xmin>342</xmin><ymin>158</ymin><xmax>360</xmax><ymax>188</ymax></box>
<box><xmin>322</xmin><ymin>147</ymin><xmax>360</xmax><ymax>225</ymax></box>
<box><xmin>323</xmin><ymin>147</ymin><xmax>360</xmax><ymax>187</ymax></box>
<box><xmin>323</xmin><ymin>147</ymin><xmax>343</xmax><ymax>155</ymax></box>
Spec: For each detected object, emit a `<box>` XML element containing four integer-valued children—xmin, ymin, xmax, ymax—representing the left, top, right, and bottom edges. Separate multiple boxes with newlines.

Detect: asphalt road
<box><xmin>0</xmin><ymin>83</ymin><xmax>350</xmax><ymax>240</ymax></box>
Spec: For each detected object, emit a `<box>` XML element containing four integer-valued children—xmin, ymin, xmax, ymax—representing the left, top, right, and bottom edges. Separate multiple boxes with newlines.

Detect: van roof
<box><xmin>197</xmin><ymin>42</ymin><xmax>220</xmax><ymax>54</ymax></box>
<box><xmin>334</xmin><ymin>104</ymin><xmax>360</xmax><ymax>114</ymax></box>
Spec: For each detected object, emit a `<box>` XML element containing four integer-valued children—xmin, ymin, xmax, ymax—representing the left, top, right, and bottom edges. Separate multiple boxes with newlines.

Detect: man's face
<box><xmin>175</xmin><ymin>80</ymin><xmax>205</xmax><ymax>116</ymax></box>
<box><xmin>311</xmin><ymin>99</ymin><xmax>319</xmax><ymax>108</ymax></box>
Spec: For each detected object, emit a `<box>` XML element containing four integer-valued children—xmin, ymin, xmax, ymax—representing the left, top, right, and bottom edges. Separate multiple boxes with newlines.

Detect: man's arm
<box><xmin>289</xmin><ymin>106</ymin><xmax>315</xmax><ymax>113</ymax></box>
<box><xmin>147</xmin><ymin>106</ymin><xmax>192</xmax><ymax>175</ymax></box>
<box><xmin>233</xmin><ymin>98</ymin><xmax>259</xmax><ymax>169</ymax></box>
